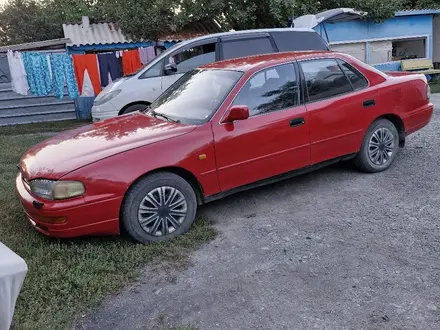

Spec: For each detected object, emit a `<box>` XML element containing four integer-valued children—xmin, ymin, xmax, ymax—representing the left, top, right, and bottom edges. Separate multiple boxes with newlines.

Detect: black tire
<box><xmin>354</xmin><ymin>118</ymin><xmax>399</xmax><ymax>173</ymax></box>
<box><xmin>120</xmin><ymin>103</ymin><xmax>149</xmax><ymax>115</ymax></box>
<box><xmin>121</xmin><ymin>172</ymin><xmax>198</xmax><ymax>243</ymax></box>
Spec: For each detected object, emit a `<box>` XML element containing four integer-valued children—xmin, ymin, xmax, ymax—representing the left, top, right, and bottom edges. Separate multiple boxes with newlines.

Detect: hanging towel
<box><xmin>122</xmin><ymin>49</ymin><xmax>142</xmax><ymax>75</ymax></box>
<box><xmin>22</xmin><ymin>52</ymin><xmax>52</xmax><ymax>96</ymax></box>
<box><xmin>138</xmin><ymin>48</ymin><xmax>149</xmax><ymax>65</ymax></box>
<box><xmin>139</xmin><ymin>46</ymin><xmax>156</xmax><ymax>65</ymax></box>
<box><xmin>7</xmin><ymin>51</ymin><xmax>29</xmax><ymax>95</ymax></box>
<box><xmin>81</xmin><ymin>70</ymin><xmax>95</xmax><ymax>97</ymax></box>
<box><xmin>49</xmin><ymin>54</ymin><xmax>79</xmax><ymax>99</ymax></box>
<box><xmin>145</xmin><ymin>46</ymin><xmax>156</xmax><ymax>62</ymax></box>
<box><xmin>97</xmin><ymin>53</ymin><xmax>121</xmax><ymax>87</ymax></box>
<box><xmin>72</xmin><ymin>54</ymin><xmax>101</xmax><ymax>96</ymax></box>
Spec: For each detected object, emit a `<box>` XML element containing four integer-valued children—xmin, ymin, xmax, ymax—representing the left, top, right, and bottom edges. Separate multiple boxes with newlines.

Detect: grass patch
<box><xmin>0</xmin><ymin>125</ymin><xmax>216</xmax><ymax>330</ymax></box>
<box><xmin>0</xmin><ymin>119</ymin><xmax>89</xmax><ymax>136</ymax></box>
<box><xmin>429</xmin><ymin>81</ymin><xmax>440</xmax><ymax>94</ymax></box>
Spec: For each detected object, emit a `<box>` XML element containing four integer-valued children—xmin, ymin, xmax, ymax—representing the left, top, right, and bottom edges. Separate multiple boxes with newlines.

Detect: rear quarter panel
<box><xmin>339</xmin><ymin>54</ymin><xmax>431</xmax><ymax>136</ymax></box>
<box><xmin>388</xmin><ymin>74</ymin><xmax>432</xmax><ymax>133</ymax></box>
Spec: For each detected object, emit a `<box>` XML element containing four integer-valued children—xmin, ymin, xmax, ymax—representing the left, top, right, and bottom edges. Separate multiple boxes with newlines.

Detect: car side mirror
<box><xmin>164</xmin><ymin>63</ymin><xmax>177</xmax><ymax>75</ymax></box>
<box><xmin>221</xmin><ymin>105</ymin><xmax>249</xmax><ymax>124</ymax></box>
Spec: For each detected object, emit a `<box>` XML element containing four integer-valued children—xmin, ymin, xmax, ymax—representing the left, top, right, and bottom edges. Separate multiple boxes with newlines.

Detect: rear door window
<box><xmin>337</xmin><ymin>59</ymin><xmax>369</xmax><ymax>90</ymax></box>
<box><xmin>221</xmin><ymin>37</ymin><xmax>275</xmax><ymax>60</ymax></box>
<box><xmin>271</xmin><ymin>31</ymin><xmax>329</xmax><ymax>51</ymax></box>
<box><xmin>300</xmin><ymin>59</ymin><xmax>353</xmax><ymax>102</ymax></box>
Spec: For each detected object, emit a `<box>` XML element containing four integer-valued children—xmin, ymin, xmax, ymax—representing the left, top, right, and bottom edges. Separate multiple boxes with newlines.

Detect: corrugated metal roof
<box><xmin>395</xmin><ymin>9</ymin><xmax>440</xmax><ymax>16</ymax></box>
<box><xmin>63</xmin><ymin>22</ymin><xmax>132</xmax><ymax>46</ymax></box>
<box><xmin>0</xmin><ymin>38</ymin><xmax>70</xmax><ymax>53</ymax></box>
<box><xmin>63</xmin><ymin>17</ymin><xmax>224</xmax><ymax>46</ymax></box>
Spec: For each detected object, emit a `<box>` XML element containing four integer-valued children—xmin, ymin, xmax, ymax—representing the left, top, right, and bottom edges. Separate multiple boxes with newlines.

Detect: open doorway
<box><xmin>391</xmin><ymin>37</ymin><xmax>426</xmax><ymax>61</ymax></box>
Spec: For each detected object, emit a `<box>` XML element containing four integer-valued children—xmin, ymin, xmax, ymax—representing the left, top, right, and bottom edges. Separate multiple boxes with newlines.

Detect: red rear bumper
<box><xmin>404</xmin><ymin>102</ymin><xmax>434</xmax><ymax>135</ymax></box>
<box><xmin>16</xmin><ymin>173</ymin><xmax>121</xmax><ymax>238</ymax></box>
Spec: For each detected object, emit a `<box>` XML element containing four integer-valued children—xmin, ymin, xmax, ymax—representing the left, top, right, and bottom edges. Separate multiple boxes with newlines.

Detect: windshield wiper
<box><xmin>142</xmin><ymin>105</ymin><xmax>151</xmax><ymax>113</ymax></box>
<box><xmin>150</xmin><ymin>110</ymin><xmax>180</xmax><ymax>123</ymax></box>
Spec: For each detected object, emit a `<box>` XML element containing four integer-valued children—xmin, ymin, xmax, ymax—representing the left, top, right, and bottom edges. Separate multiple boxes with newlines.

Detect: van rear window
<box><xmin>271</xmin><ymin>31</ymin><xmax>329</xmax><ymax>52</ymax></box>
<box><xmin>222</xmin><ymin>37</ymin><xmax>275</xmax><ymax>60</ymax></box>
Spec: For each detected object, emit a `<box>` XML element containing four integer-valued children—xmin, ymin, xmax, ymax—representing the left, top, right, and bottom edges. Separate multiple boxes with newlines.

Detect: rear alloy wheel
<box><xmin>368</xmin><ymin>127</ymin><xmax>395</xmax><ymax>166</ymax></box>
<box><xmin>122</xmin><ymin>172</ymin><xmax>197</xmax><ymax>243</ymax></box>
<box><xmin>354</xmin><ymin>118</ymin><xmax>399</xmax><ymax>173</ymax></box>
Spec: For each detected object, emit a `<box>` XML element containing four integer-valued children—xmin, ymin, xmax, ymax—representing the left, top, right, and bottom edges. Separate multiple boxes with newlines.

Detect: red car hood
<box><xmin>20</xmin><ymin>113</ymin><xmax>196</xmax><ymax>181</ymax></box>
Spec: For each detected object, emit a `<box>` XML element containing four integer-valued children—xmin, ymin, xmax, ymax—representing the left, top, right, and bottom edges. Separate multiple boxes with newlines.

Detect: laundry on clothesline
<box><xmin>7</xmin><ymin>44</ymin><xmax>160</xmax><ymax>100</ymax></box>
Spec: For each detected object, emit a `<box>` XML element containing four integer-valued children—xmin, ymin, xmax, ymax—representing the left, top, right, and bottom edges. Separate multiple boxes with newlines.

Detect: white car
<box><xmin>92</xmin><ymin>8</ymin><xmax>367</xmax><ymax>121</ymax></box>
<box><xmin>91</xmin><ymin>28</ymin><xmax>333</xmax><ymax>121</ymax></box>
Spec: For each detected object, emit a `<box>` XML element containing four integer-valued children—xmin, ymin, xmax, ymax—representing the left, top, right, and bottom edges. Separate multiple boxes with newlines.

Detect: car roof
<box><xmin>201</xmin><ymin>51</ymin><xmax>335</xmax><ymax>72</ymax></box>
<box><xmin>172</xmin><ymin>28</ymin><xmax>317</xmax><ymax>48</ymax></box>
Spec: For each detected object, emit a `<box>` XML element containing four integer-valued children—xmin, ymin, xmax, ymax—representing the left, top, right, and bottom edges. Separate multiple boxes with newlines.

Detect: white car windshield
<box><xmin>148</xmin><ymin>69</ymin><xmax>243</xmax><ymax>125</ymax></box>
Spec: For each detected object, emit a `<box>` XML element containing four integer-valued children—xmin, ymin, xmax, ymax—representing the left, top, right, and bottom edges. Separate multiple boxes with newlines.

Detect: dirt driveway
<box><xmin>77</xmin><ymin>96</ymin><xmax>440</xmax><ymax>330</ymax></box>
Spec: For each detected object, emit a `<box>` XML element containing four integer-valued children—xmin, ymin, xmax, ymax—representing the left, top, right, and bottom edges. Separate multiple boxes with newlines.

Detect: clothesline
<box><xmin>7</xmin><ymin>45</ymin><xmax>157</xmax><ymax>100</ymax></box>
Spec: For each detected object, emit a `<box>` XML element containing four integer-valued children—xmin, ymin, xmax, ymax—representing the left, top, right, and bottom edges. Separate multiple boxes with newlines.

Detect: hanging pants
<box><xmin>116</xmin><ymin>57</ymin><xmax>123</xmax><ymax>77</ymax></box>
<box><xmin>72</xmin><ymin>54</ymin><xmax>101</xmax><ymax>96</ymax></box>
<box><xmin>122</xmin><ymin>50</ymin><xmax>142</xmax><ymax>75</ymax></box>
<box><xmin>97</xmin><ymin>53</ymin><xmax>121</xmax><ymax>87</ymax></box>
<box><xmin>49</xmin><ymin>54</ymin><xmax>79</xmax><ymax>99</ymax></box>
<box><xmin>22</xmin><ymin>52</ymin><xmax>52</xmax><ymax>96</ymax></box>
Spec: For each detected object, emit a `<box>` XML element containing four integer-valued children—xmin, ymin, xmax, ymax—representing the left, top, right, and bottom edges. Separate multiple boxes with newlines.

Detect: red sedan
<box><xmin>16</xmin><ymin>52</ymin><xmax>433</xmax><ymax>243</ymax></box>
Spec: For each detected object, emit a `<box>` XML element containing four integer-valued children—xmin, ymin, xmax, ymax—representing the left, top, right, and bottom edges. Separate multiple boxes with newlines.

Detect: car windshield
<box><xmin>148</xmin><ymin>69</ymin><xmax>243</xmax><ymax>125</ymax></box>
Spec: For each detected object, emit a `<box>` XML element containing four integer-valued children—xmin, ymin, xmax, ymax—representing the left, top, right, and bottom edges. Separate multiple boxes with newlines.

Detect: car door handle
<box><xmin>363</xmin><ymin>99</ymin><xmax>376</xmax><ymax>108</ymax></box>
<box><xmin>289</xmin><ymin>117</ymin><xmax>305</xmax><ymax>127</ymax></box>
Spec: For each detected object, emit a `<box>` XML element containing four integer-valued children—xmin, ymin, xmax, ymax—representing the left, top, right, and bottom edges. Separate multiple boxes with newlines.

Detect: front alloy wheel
<box><xmin>138</xmin><ymin>187</ymin><xmax>188</xmax><ymax>236</ymax></box>
<box><xmin>122</xmin><ymin>172</ymin><xmax>197</xmax><ymax>243</ymax></box>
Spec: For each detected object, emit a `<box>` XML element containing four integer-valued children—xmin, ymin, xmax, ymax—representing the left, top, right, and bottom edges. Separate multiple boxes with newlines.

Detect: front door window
<box><xmin>169</xmin><ymin>43</ymin><xmax>216</xmax><ymax>73</ymax></box>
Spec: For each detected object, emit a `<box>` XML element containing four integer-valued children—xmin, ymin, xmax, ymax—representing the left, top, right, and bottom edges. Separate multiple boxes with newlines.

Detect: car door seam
<box><xmin>217</xmin><ymin>143</ymin><xmax>310</xmax><ymax>171</ymax></box>
<box><xmin>310</xmin><ymin>129</ymin><xmax>364</xmax><ymax>145</ymax></box>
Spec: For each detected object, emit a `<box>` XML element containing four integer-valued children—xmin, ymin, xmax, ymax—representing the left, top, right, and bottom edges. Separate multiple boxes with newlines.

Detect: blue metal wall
<box><xmin>316</xmin><ymin>15</ymin><xmax>434</xmax><ymax>71</ymax></box>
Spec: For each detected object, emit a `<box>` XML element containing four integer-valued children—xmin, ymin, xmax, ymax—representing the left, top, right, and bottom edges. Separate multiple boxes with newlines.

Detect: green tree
<box><xmin>99</xmin><ymin>0</ymin><xmax>177</xmax><ymax>40</ymax></box>
<box><xmin>0</xmin><ymin>0</ymin><xmax>60</xmax><ymax>45</ymax></box>
<box><xmin>2</xmin><ymin>0</ymin><xmax>440</xmax><ymax>46</ymax></box>
<box><xmin>0</xmin><ymin>0</ymin><xmax>105</xmax><ymax>46</ymax></box>
<box><xmin>294</xmin><ymin>0</ymin><xmax>403</xmax><ymax>21</ymax></box>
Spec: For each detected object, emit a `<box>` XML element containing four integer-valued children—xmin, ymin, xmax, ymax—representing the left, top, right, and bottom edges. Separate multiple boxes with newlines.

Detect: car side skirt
<box><xmin>203</xmin><ymin>153</ymin><xmax>357</xmax><ymax>204</ymax></box>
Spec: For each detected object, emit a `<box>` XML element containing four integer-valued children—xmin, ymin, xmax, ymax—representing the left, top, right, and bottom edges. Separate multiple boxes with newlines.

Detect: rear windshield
<box><xmin>148</xmin><ymin>69</ymin><xmax>243</xmax><ymax>125</ymax></box>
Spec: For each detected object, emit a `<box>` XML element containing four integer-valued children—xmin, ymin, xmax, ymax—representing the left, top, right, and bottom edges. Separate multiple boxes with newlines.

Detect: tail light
<box><xmin>420</xmin><ymin>75</ymin><xmax>430</xmax><ymax>100</ymax></box>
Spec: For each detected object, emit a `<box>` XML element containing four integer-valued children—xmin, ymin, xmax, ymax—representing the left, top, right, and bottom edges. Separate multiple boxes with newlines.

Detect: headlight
<box><xmin>29</xmin><ymin>180</ymin><xmax>85</xmax><ymax>200</ymax></box>
<box><xmin>94</xmin><ymin>90</ymin><xmax>122</xmax><ymax>106</ymax></box>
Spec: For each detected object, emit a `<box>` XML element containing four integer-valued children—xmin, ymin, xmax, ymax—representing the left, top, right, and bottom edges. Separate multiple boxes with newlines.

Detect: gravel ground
<box><xmin>76</xmin><ymin>95</ymin><xmax>440</xmax><ymax>330</ymax></box>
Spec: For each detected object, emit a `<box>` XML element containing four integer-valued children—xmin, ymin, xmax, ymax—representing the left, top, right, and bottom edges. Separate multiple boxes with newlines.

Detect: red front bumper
<box><xmin>15</xmin><ymin>173</ymin><xmax>121</xmax><ymax>238</ymax></box>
